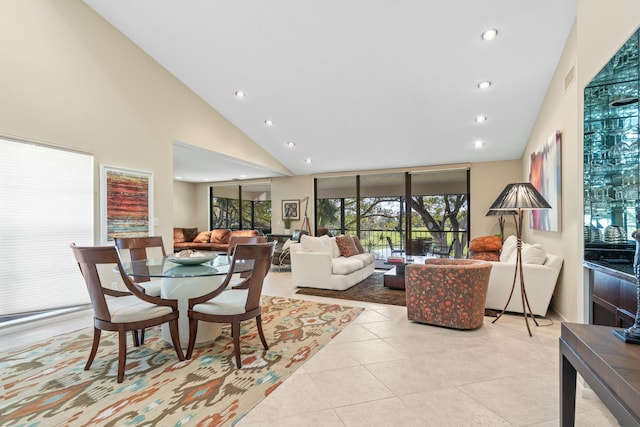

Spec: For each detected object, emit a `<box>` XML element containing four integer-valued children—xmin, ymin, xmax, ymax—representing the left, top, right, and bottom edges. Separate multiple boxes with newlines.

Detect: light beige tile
<box><xmin>458</xmin><ymin>372</ymin><xmax>560</xmax><ymax>425</ymax></box>
<box><xmin>308</xmin><ymin>365</ymin><xmax>394</xmax><ymax>407</ymax></box>
<box><xmin>250</xmin><ymin>409</ymin><xmax>346</xmax><ymax>427</ymax></box>
<box><xmin>400</xmin><ymin>387</ymin><xmax>511</xmax><ymax>427</ymax></box>
<box><xmin>333</xmin><ymin>397</ymin><xmax>426</xmax><ymax>427</ymax></box>
<box><xmin>329</xmin><ymin>323</ymin><xmax>381</xmax><ymax>343</ymax></box>
<box><xmin>251</xmin><ymin>373</ymin><xmax>331</xmax><ymax>421</ymax></box>
<box><xmin>330</xmin><ymin>338</ymin><xmax>407</xmax><ymax>365</ymax></box>
<box><xmin>301</xmin><ymin>342</ymin><xmax>362</xmax><ymax>373</ymax></box>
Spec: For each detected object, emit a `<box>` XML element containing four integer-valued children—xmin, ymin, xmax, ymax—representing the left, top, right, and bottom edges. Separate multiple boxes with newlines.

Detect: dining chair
<box><xmin>70</xmin><ymin>243</ymin><xmax>184</xmax><ymax>383</ymax></box>
<box><xmin>114</xmin><ymin>236</ymin><xmax>166</xmax><ymax>296</ymax></box>
<box><xmin>226</xmin><ymin>235</ymin><xmax>267</xmax><ymax>257</ymax></box>
<box><xmin>185</xmin><ymin>242</ymin><xmax>276</xmax><ymax>368</ymax></box>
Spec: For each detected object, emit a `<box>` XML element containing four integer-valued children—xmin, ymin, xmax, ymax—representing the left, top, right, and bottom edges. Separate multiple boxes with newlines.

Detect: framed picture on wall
<box><xmin>282</xmin><ymin>199</ymin><xmax>300</xmax><ymax>220</ymax></box>
<box><xmin>529</xmin><ymin>131</ymin><xmax>562</xmax><ymax>232</ymax></box>
<box><xmin>100</xmin><ymin>165</ymin><xmax>154</xmax><ymax>244</ymax></box>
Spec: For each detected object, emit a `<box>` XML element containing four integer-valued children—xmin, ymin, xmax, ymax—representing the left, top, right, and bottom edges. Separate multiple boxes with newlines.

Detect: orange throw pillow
<box><xmin>210</xmin><ymin>229</ymin><xmax>232</xmax><ymax>244</ymax></box>
<box><xmin>469</xmin><ymin>235</ymin><xmax>502</xmax><ymax>252</ymax></box>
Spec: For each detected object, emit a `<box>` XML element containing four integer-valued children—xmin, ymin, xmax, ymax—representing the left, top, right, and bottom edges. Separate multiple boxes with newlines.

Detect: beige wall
<box><xmin>271</xmin><ymin>176</ymin><xmax>315</xmax><ymax>234</ymax></box>
<box><xmin>469</xmin><ymin>160</ymin><xmax>521</xmax><ymax>239</ymax></box>
<box><xmin>0</xmin><ymin>1</ymin><xmax>288</xmax><ymax>245</ymax></box>
<box><xmin>173</xmin><ymin>181</ymin><xmax>198</xmax><ymax>228</ymax></box>
<box><xmin>518</xmin><ymin>23</ymin><xmax>579</xmax><ymax>321</ymax></box>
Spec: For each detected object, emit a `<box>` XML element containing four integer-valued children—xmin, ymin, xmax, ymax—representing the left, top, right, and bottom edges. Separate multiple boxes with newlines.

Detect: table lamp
<box><xmin>488</xmin><ymin>182</ymin><xmax>551</xmax><ymax>336</ymax></box>
<box><xmin>486</xmin><ymin>208</ymin><xmax>518</xmax><ymax>240</ymax></box>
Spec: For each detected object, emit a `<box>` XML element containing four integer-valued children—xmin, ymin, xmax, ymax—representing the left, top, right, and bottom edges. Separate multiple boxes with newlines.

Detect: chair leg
<box><xmin>139</xmin><ymin>328</ymin><xmax>145</xmax><ymax>345</ymax></box>
<box><xmin>186</xmin><ymin>317</ymin><xmax>199</xmax><ymax>360</ymax></box>
<box><xmin>232</xmin><ymin>321</ymin><xmax>242</xmax><ymax>368</ymax></box>
<box><xmin>117</xmin><ymin>329</ymin><xmax>127</xmax><ymax>383</ymax></box>
<box><xmin>168</xmin><ymin>319</ymin><xmax>185</xmax><ymax>361</ymax></box>
<box><xmin>85</xmin><ymin>327</ymin><xmax>101</xmax><ymax>370</ymax></box>
<box><xmin>256</xmin><ymin>315</ymin><xmax>269</xmax><ymax>350</ymax></box>
<box><xmin>131</xmin><ymin>330</ymin><xmax>140</xmax><ymax>347</ymax></box>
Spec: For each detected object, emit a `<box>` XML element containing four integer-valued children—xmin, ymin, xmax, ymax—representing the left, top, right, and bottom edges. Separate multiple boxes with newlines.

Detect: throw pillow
<box><xmin>173</xmin><ymin>227</ymin><xmax>186</xmax><ymax>243</ymax></box>
<box><xmin>352</xmin><ymin>236</ymin><xmax>365</xmax><ymax>254</ymax></box>
<box><xmin>500</xmin><ymin>235</ymin><xmax>517</xmax><ymax>262</ymax></box>
<box><xmin>183</xmin><ymin>227</ymin><xmax>199</xmax><ymax>242</ymax></box>
<box><xmin>522</xmin><ymin>243</ymin><xmax>547</xmax><ymax>265</ymax></box>
<box><xmin>194</xmin><ymin>231</ymin><xmax>211</xmax><ymax>243</ymax></box>
<box><xmin>469</xmin><ymin>251</ymin><xmax>500</xmax><ymax>261</ymax></box>
<box><xmin>335</xmin><ymin>235</ymin><xmax>359</xmax><ymax>257</ymax></box>
<box><xmin>506</xmin><ymin>243</ymin><xmax>547</xmax><ymax>265</ymax></box>
<box><xmin>300</xmin><ymin>234</ymin><xmax>333</xmax><ymax>255</ymax></box>
<box><xmin>210</xmin><ymin>228</ymin><xmax>232</xmax><ymax>243</ymax></box>
<box><xmin>469</xmin><ymin>235</ymin><xmax>502</xmax><ymax>252</ymax></box>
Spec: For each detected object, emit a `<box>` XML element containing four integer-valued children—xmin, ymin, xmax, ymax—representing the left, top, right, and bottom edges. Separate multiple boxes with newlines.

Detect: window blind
<box><xmin>0</xmin><ymin>137</ymin><xmax>93</xmax><ymax>316</ymax></box>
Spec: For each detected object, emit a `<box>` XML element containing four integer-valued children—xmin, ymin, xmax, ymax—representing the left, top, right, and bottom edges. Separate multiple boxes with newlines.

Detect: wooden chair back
<box><xmin>226</xmin><ymin>235</ymin><xmax>267</xmax><ymax>256</ymax></box>
<box><xmin>115</xmin><ymin>236</ymin><xmax>166</xmax><ymax>282</ymax></box>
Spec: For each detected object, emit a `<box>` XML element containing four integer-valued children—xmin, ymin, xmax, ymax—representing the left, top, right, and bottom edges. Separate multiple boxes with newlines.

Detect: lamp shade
<box><xmin>486</xmin><ymin>209</ymin><xmax>518</xmax><ymax>217</ymax></box>
<box><xmin>489</xmin><ymin>182</ymin><xmax>551</xmax><ymax>210</ymax></box>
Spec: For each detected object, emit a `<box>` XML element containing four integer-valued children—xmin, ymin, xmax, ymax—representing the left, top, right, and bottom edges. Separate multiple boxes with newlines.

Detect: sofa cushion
<box><xmin>300</xmin><ymin>234</ymin><xmax>333</xmax><ymax>255</ymax></box>
<box><xmin>173</xmin><ymin>227</ymin><xmax>186</xmax><ymax>243</ymax></box>
<box><xmin>332</xmin><ymin>256</ymin><xmax>365</xmax><ymax>275</ymax></box>
<box><xmin>469</xmin><ymin>235</ymin><xmax>502</xmax><ymax>252</ymax></box>
<box><xmin>500</xmin><ymin>235</ymin><xmax>517</xmax><ymax>262</ymax></box>
<box><xmin>184</xmin><ymin>227</ymin><xmax>199</xmax><ymax>242</ymax></box>
<box><xmin>210</xmin><ymin>228</ymin><xmax>232</xmax><ymax>244</ymax></box>
<box><xmin>336</xmin><ymin>235</ymin><xmax>359</xmax><ymax>257</ymax></box>
<box><xmin>194</xmin><ymin>231</ymin><xmax>211</xmax><ymax>243</ymax></box>
<box><xmin>352</xmin><ymin>236</ymin><xmax>365</xmax><ymax>254</ymax></box>
<box><xmin>230</xmin><ymin>229</ymin><xmax>260</xmax><ymax>238</ymax></box>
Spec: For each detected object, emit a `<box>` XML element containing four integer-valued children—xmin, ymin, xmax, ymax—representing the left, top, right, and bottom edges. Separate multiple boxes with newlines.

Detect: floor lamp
<box><xmin>489</xmin><ymin>182</ymin><xmax>551</xmax><ymax>336</ymax></box>
<box><xmin>486</xmin><ymin>208</ymin><xmax>518</xmax><ymax>241</ymax></box>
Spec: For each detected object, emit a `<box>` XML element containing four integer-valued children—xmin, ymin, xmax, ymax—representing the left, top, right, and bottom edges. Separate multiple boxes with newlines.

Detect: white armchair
<box><xmin>485</xmin><ymin>253</ymin><xmax>563</xmax><ymax>317</ymax></box>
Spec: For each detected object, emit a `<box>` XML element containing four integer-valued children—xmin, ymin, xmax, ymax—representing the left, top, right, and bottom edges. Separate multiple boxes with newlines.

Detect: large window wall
<box><xmin>210</xmin><ymin>183</ymin><xmax>271</xmax><ymax>234</ymax></box>
<box><xmin>315</xmin><ymin>168</ymin><xmax>469</xmax><ymax>259</ymax></box>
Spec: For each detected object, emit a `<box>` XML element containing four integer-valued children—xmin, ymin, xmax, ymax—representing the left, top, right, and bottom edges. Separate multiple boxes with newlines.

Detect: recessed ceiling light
<box><xmin>477</xmin><ymin>81</ymin><xmax>491</xmax><ymax>89</ymax></box>
<box><xmin>175</xmin><ymin>176</ymin><xmax>183</xmax><ymax>180</ymax></box>
<box><xmin>304</xmin><ymin>158</ymin><xmax>312</xmax><ymax>164</ymax></box>
<box><xmin>287</xmin><ymin>141</ymin><xmax>296</xmax><ymax>148</ymax></box>
<box><xmin>474</xmin><ymin>140</ymin><xmax>484</xmax><ymax>149</ymax></box>
<box><xmin>482</xmin><ymin>29</ymin><xmax>498</xmax><ymax>41</ymax></box>
<box><xmin>264</xmin><ymin>120</ymin><xmax>273</xmax><ymax>126</ymax></box>
<box><xmin>235</xmin><ymin>91</ymin><xmax>246</xmax><ymax>98</ymax></box>
<box><xmin>475</xmin><ymin>115</ymin><xmax>487</xmax><ymax>123</ymax></box>
<box><xmin>239</xmin><ymin>174</ymin><xmax>247</xmax><ymax>178</ymax></box>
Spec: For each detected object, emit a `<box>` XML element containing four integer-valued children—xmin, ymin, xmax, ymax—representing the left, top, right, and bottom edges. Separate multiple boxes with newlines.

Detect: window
<box><xmin>0</xmin><ymin>137</ymin><xmax>93</xmax><ymax>317</ymax></box>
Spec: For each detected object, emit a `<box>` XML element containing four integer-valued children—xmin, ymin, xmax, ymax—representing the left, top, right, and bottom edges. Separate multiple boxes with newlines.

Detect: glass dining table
<box><xmin>121</xmin><ymin>252</ymin><xmax>246</xmax><ymax>348</ymax></box>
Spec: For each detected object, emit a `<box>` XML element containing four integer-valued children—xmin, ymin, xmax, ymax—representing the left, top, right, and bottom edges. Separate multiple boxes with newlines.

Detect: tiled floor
<box><xmin>0</xmin><ymin>270</ymin><xmax>619</xmax><ymax>426</ymax></box>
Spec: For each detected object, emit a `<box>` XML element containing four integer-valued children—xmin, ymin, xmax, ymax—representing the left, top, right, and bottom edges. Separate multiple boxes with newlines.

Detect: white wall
<box><xmin>0</xmin><ymin>1</ymin><xmax>288</xmax><ymax>245</ymax></box>
<box><xmin>173</xmin><ymin>181</ymin><xmax>198</xmax><ymax>228</ymax></box>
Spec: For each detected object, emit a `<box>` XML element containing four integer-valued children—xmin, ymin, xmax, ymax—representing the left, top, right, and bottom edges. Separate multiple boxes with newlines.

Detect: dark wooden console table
<box><xmin>560</xmin><ymin>322</ymin><xmax>640</xmax><ymax>426</ymax></box>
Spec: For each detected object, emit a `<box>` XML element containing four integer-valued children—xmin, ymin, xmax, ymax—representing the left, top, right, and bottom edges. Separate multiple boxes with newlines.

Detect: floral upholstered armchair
<box><xmin>405</xmin><ymin>259</ymin><xmax>492</xmax><ymax>330</ymax></box>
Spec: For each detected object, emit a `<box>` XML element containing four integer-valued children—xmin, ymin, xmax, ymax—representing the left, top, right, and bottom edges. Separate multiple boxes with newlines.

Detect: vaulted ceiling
<box><xmin>85</xmin><ymin>1</ymin><xmax>576</xmax><ymax>183</ymax></box>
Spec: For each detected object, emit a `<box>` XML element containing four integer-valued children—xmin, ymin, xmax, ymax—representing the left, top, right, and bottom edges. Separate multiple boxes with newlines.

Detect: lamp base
<box><xmin>613</xmin><ymin>329</ymin><xmax>640</xmax><ymax>344</ymax></box>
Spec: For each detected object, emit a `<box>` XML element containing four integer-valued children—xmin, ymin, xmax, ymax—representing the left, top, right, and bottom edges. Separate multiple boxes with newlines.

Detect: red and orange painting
<box><xmin>529</xmin><ymin>131</ymin><xmax>561</xmax><ymax>232</ymax></box>
<box><xmin>101</xmin><ymin>166</ymin><xmax>153</xmax><ymax>243</ymax></box>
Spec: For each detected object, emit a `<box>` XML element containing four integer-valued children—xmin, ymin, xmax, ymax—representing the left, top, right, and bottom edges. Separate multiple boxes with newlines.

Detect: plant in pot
<box><xmin>284</xmin><ymin>217</ymin><xmax>291</xmax><ymax>234</ymax></box>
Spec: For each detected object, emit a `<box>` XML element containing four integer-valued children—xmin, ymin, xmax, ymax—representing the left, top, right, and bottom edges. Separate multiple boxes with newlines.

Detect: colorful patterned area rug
<box><xmin>0</xmin><ymin>296</ymin><xmax>363</xmax><ymax>426</ymax></box>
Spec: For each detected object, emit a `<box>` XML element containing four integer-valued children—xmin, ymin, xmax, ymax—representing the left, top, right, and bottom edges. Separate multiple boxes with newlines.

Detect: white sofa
<box><xmin>290</xmin><ymin>235</ymin><xmax>375</xmax><ymax>290</ymax></box>
<box><xmin>484</xmin><ymin>235</ymin><xmax>563</xmax><ymax>317</ymax></box>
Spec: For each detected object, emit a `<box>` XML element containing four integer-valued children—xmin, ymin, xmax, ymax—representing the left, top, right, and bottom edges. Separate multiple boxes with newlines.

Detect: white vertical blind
<box><xmin>0</xmin><ymin>137</ymin><xmax>93</xmax><ymax>315</ymax></box>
